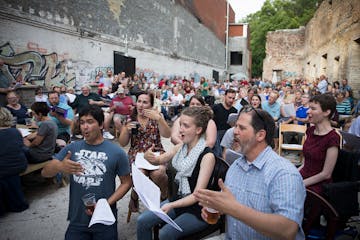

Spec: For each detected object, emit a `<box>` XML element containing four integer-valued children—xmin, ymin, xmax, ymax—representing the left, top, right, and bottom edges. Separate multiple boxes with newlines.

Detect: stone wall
<box><xmin>303</xmin><ymin>0</ymin><xmax>360</xmax><ymax>94</ymax></box>
<box><xmin>0</xmin><ymin>0</ymin><xmax>228</xmax><ymax>89</ymax></box>
<box><xmin>262</xmin><ymin>0</ymin><xmax>360</xmax><ymax>95</ymax></box>
<box><xmin>263</xmin><ymin>27</ymin><xmax>305</xmax><ymax>81</ymax></box>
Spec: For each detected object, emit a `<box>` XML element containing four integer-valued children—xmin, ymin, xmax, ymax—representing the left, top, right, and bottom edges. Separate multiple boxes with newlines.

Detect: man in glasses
<box><xmin>195</xmin><ymin>107</ymin><xmax>305</xmax><ymax>239</ymax></box>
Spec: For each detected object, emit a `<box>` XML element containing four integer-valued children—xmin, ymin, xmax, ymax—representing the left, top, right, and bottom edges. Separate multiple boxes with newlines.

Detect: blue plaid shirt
<box><xmin>225</xmin><ymin>146</ymin><xmax>306</xmax><ymax>240</ymax></box>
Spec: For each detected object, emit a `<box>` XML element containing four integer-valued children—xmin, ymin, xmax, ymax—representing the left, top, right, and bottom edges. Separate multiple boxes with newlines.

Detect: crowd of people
<box><xmin>0</xmin><ymin>68</ymin><xmax>359</xmax><ymax>239</ymax></box>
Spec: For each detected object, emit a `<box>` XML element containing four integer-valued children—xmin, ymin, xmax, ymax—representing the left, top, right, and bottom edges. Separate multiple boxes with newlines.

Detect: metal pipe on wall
<box><xmin>225</xmin><ymin>0</ymin><xmax>229</xmax><ymax>79</ymax></box>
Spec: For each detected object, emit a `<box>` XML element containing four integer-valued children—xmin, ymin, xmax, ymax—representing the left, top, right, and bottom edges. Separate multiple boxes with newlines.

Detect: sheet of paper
<box><xmin>282</xmin><ymin>103</ymin><xmax>296</xmax><ymax>117</ymax></box>
<box><xmin>132</xmin><ymin>164</ymin><xmax>182</xmax><ymax>232</ymax></box>
<box><xmin>88</xmin><ymin>198</ymin><xmax>116</xmax><ymax>227</ymax></box>
<box><xmin>65</xmin><ymin>93</ymin><xmax>76</xmax><ymax>103</ymax></box>
<box><xmin>135</xmin><ymin>152</ymin><xmax>160</xmax><ymax>170</ymax></box>
<box><xmin>18</xmin><ymin>128</ymin><xmax>32</xmax><ymax>137</ymax></box>
<box><xmin>225</xmin><ymin>149</ymin><xmax>242</xmax><ymax>165</ymax></box>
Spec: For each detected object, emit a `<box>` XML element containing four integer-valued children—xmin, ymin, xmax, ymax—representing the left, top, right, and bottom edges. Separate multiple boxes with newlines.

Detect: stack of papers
<box><xmin>132</xmin><ymin>164</ymin><xmax>182</xmax><ymax>232</ymax></box>
<box><xmin>88</xmin><ymin>198</ymin><xmax>116</xmax><ymax>227</ymax></box>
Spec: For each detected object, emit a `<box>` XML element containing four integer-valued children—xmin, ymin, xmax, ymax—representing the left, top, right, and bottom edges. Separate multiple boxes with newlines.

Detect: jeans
<box><xmin>65</xmin><ymin>223</ymin><xmax>117</xmax><ymax>240</ymax></box>
<box><xmin>137</xmin><ymin>200</ymin><xmax>209</xmax><ymax>240</ymax></box>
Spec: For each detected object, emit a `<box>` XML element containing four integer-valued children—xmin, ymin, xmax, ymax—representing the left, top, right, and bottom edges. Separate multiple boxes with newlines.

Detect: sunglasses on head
<box><xmin>240</xmin><ymin>105</ymin><xmax>266</xmax><ymax>126</ymax></box>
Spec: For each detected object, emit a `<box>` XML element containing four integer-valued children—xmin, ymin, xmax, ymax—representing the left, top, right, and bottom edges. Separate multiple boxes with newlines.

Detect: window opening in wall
<box><xmin>322</xmin><ymin>54</ymin><xmax>327</xmax><ymax>59</ymax></box>
<box><xmin>230</xmin><ymin>51</ymin><xmax>243</xmax><ymax>65</ymax></box>
<box><xmin>334</xmin><ymin>56</ymin><xmax>340</xmax><ymax>61</ymax></box>
<box><xmin>272</xmin><ymin>70</ymin><xmax>282</xmax><ymax>83</ymax></box>
<box><xmin>355</xmin><ymin>38</ymin><xmax>360</xmax><ymax>44</ymax></box>
<box><xmin>307</xmin><ymin>61</ymin><xmax>310</xmax><ymax>65</ymax></box>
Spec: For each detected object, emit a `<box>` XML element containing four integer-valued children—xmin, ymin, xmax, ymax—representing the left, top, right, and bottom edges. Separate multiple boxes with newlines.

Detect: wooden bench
<box><xmin>20</xmin><ymin>161</ymin><xmax>68</xmax><ymax>187</ymax></box>
<box><xmin>20</xmin><ymin>162</ymin><xmax>49</xmax><ymax>176</ymax></box>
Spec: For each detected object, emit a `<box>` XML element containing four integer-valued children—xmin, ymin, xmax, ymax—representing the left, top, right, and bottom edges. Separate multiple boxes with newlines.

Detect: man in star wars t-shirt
<box><xmin>42</xmin><ymin>105</ymin><xmax>132</xmax><ymax>239</ymax></box>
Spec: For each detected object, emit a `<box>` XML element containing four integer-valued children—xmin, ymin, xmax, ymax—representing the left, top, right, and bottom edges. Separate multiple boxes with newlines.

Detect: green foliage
<box><xmin>245</xmin><ymin>0</ymin><xmax>318</xmax><ymax>77</ymax></box>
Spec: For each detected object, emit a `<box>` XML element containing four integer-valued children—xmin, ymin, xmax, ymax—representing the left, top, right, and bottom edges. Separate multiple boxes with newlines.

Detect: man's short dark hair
<box><xmin>241</xmin><ymin>108</ymin><xmax>275</xmax><ymax>147</ymax></box>
<box><xmin>79</xmin><ymin>105</ymin><xmax>104</xmax><ymax>126</ymax></box>
<box><xmin>48</xmin><ymin>91</ymin><xmax>59</xmax><ymax>97</ymax></box>
<box><xmin>31</xmin><ymin>102</ymin><xmax>50</xmax><ymax>116</ymax></box>
<box><xmin>225</xmin><ymin>89</ymin><xmax>236</xmax><ymax>95</ymax></box>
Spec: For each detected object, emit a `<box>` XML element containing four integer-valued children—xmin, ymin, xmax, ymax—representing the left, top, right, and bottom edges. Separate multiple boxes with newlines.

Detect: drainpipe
<box><xmin>225</xmin><ymin>0</ymin><xmax>229</xmax><ymax>79</ymax></box>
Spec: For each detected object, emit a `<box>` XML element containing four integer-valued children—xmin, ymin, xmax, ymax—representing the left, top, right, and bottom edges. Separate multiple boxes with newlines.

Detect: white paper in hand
<box><xmin>88</xmin><ymin>198</ymin><xmax>116</xmax><ymax>227</ymax></box>
<box><xmin>132</xmin><ymin>164</ymin><xmax>182</xmax><ymax>232</ymax></box>
<box><xmin>282</xmin><ymin>103</ymin><xmax>296</xmax><ymax>117</ymax></box>
<box><xmin>135</xmin><ymin>152</ymin><xmax>160</xmax><ymax>170</ymax></box>
<box><xmin>18</xmin><ymin>128</ymin><xmax>32</xmax><ymax>137</ymax></box>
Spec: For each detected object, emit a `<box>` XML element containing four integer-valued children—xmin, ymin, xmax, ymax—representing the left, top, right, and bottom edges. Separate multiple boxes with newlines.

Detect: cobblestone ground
<box><xmin>0</xmin><ymin>137</ymin><xmax>173</xmax><ymax>240</ymax></box>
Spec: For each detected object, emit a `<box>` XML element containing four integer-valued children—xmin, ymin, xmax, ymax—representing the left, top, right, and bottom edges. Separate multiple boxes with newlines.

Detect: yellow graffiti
<box><xmin>107</xmin><ymin>0</ymin><xmax>125</xmax><ymax>25</ymax></box>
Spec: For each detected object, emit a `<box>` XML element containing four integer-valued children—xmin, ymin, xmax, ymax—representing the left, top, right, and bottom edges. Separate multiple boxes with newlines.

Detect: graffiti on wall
<box><xmin>0</xmin><ymin>42</ymin><xmax>96</xmax><ymax>90</ymax></box>
<box><xmin>283</xmin><ymin>71</ymin><xmax>298</xmax><ymax>78</ymax></box>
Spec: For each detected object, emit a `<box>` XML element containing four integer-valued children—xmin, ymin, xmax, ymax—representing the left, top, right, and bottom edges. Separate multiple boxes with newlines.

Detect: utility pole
<box><xmin>225</xmin><ymin>0</ymin><xmax>229</xmax><ymax>80</ymax></box>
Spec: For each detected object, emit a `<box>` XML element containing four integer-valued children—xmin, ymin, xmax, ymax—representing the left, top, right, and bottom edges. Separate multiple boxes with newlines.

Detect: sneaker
<box><xmin>103</xmin><ymin>131</ymin><xmax>114</xmax><ymax>140</ymax></box>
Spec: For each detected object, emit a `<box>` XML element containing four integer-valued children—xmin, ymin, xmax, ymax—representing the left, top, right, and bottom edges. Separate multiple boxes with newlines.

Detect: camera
<box><xmin>131</xmin><ymin>122</ymin><xmax>141</xmax><ymax>135</ymax></box>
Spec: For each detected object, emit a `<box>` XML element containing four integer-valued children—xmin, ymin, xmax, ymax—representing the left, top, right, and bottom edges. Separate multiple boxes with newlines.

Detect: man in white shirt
<box><xmin>317</xmin><ymin>75</ymin><xmax>328</xmax><ymax>94</ymax></box>
<box><xmin>169</xmin><ymin>87</ymin><xmax>184</xmax><ymax>120</ymax></box>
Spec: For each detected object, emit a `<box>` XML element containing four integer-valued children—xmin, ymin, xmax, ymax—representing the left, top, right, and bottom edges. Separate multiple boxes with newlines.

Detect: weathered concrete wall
<box><xmin>262</xmin><ymin>0</ymin><xmax>360</xmax><ymax>95</ymax></box>
<box><xmin>303</xmin><ymin>0</ymin><xmax>360</xmax><ymax>92</ymax></box>
<box><xmin>0</xmin><ymin>0</ymin><xmax>227</xmax><ymax>89</ymax></box>
<box><xmin>263</xmin><ymin>27</ymin><xmax>305</xmax><ymax>81</ymax></box>
<box><xmin>228</xmin><ymin>24</ymin><xmax>251</xmax><ymax>79</ymax></box>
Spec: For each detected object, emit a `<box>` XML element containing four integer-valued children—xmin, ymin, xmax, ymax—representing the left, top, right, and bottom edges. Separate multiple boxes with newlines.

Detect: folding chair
<box><xmin>278</xmin><ymin>123</ymin><xmax>307</xmax><ymax>166</ymax></box>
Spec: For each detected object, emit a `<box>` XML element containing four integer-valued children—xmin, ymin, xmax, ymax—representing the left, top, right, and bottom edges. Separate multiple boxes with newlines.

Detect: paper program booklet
<box><xmin>134</xmin><ymin>152</ymin><xmax>160</xmax><ymax>170</ymax></box>
<box><xmin>132</xmin><ymin>164</ymin><xmax>182</xmax><ymax>232</ymax></box>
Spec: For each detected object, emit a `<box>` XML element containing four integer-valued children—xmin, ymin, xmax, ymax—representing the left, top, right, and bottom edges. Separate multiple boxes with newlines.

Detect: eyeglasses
<box><xmin>240</xmin><ymin>105</ymin><xmax>266</xmax><ymax>126</ymax></box>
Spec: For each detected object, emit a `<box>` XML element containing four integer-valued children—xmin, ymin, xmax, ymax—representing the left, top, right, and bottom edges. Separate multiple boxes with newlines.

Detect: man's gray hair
<box><xmin>81</xmin><ymin>84</ymin><xmax>91</xmax><ymax>90</ymax></box>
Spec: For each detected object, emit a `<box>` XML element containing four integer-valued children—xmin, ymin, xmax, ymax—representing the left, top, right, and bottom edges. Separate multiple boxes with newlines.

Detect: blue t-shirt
<box><xmin>48</xmin><ymin>102</ymin><xmax>74</xmax><ymax>135</ymax></box>
<box><xmin>55</xmin><ymin>140</ymin><xmax>130</xmax><ymax>227</ymax></box>
<box><xmin>262</xmin><ymin>101</ymin><xmax>281</xmax><ymax>120</ymax></box>
<box><xmin>296</xmin><ymin>106</ymin><xmax>309</xmax><ymax>125</ymax></box>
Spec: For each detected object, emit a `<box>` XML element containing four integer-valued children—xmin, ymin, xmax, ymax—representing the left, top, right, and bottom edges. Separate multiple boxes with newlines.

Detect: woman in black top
<box><xmin>137</xmin><ymin>106</ymin><xmax>216</xmax><ymax>240</ymax></box>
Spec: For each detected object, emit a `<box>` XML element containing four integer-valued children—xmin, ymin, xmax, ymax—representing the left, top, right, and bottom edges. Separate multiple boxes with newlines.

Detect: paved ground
<box><xmin>0</xmin><ymin>137</ymin><xmax>174</xmax><ymax>240</ymax></box>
